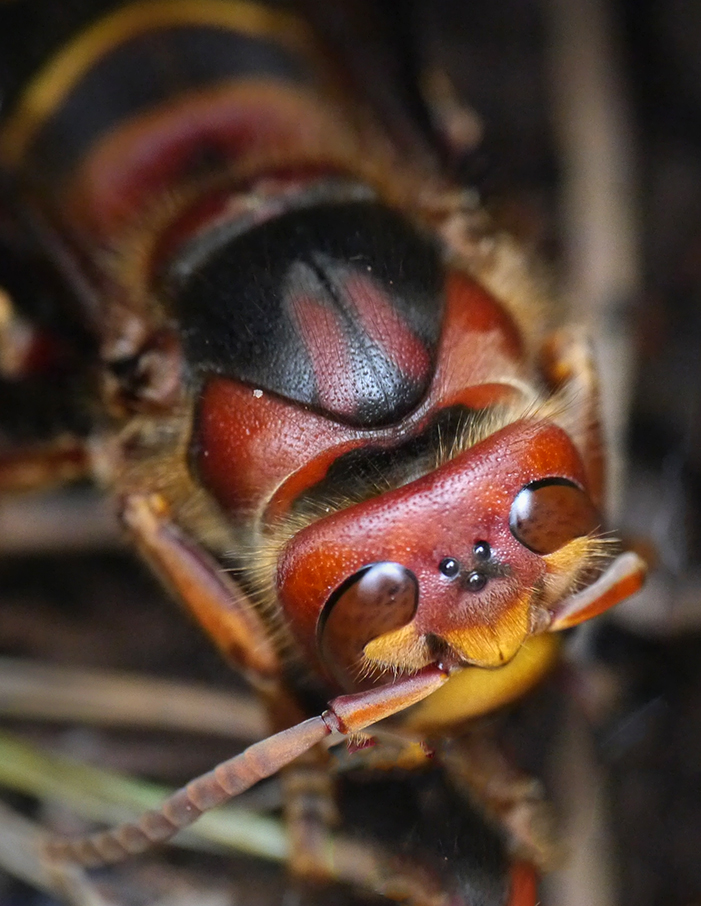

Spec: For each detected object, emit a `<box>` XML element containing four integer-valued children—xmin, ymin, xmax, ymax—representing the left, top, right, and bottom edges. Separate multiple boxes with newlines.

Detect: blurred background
<box><xmin>1</xmin><ymin>1</ymin><xmax>700</xmax><ymax>904</ymax></box>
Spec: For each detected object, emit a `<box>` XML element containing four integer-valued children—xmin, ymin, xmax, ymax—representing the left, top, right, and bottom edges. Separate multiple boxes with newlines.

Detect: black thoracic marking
<box><xmin>174</xmin><ymin>200</ymin><xmax>445</xmax><ymax>427</ymax></box>
<box><xmin>22</xmin><ymin>25</ymin><xmax>309</xmax><ymax>180</ymax></box>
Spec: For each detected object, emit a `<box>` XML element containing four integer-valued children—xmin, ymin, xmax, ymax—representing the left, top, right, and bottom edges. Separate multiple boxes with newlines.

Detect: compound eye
<box><xmin>317</xmin><ymin>562</ymin><xmax>418</xmax><ymax>689</ymax></box>
<box><xmin>509</xmin><ymin>478</ymin><xmax>600</xmax><ymax>555</ymax></box>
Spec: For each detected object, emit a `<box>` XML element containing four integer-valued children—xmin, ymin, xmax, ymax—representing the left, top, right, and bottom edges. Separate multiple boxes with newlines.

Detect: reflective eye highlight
<box><xmin>466</xmin><ymin>571</ymin><xmax>488</xmax><ymax>592</ymax></box>
<box><xmin>439</xmin><ymin>557</ymin><xmax>460</xmax><ymax>578</ymax></box>
<box><xmin>473</xmin><ymin>541</ymin><xmax>491</xmax><ymax>561</ymax></box>
<box><xmin>509</xmin><ymin>478</ymin><xmax>600</xmax><ymax>555</ymax></box>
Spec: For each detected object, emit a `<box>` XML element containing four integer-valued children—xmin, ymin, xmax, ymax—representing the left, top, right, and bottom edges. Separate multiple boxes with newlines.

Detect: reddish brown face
<box><xmin>276</xmin><ymin>419</ymin><xmax>604</xmax><ymax>691</ymax></box>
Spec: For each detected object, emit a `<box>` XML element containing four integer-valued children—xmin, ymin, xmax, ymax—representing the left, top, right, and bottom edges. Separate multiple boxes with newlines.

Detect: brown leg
<box><xmin>281</xmin><ymin>731</ymin><xmax>457</xmax><ymax>898</ymax></box>
<box><xmin>281</xmin><ymin>749</ymin><xmax>339</xmax><ymax>881</ymax></box>
<box><xmin>0</xmin><ymin>286</ymin><xmax>72</xmax><ymax>380</ymax></box>
<box><xmin>438</xmin><ymin>728</ymin><xmax>558</xmax><ymax>872</ymax></box>
<box><xmin>121</xmin><ymin>493</ymin><xmax>346</xmax><ymax>883</ymax></box>
<box><xmin>325</xmin><ymin>834</ymin><xmax>461</xmax><ymax>906</ymax></box>
<box><xmin>0</xmin><ymin>439</ymin><xmax>90</xmax><ymax>495</ymax></box>
<box><xmin>119</xmin><ymin>493</ymin><xmax>280</xmax><ymax>685</ymax></box>
<box><xmin>70</xmin><ymin>496</ymin><xmax>453</xmax><ymax>892</ymax></box>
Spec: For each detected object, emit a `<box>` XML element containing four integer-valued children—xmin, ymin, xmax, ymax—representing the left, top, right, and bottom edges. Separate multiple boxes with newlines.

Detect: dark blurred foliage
<box><xmin>408</xmin><ymin>3</ymin><xmax>701</xmax><ymax>904</ymax></box>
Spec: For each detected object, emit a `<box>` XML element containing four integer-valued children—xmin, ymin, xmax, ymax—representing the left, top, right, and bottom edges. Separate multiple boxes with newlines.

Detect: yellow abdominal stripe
<box><xmin>0</xmin><ymin>0</ymin><xmax>313</xmax><ymax>167</ymax></box>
